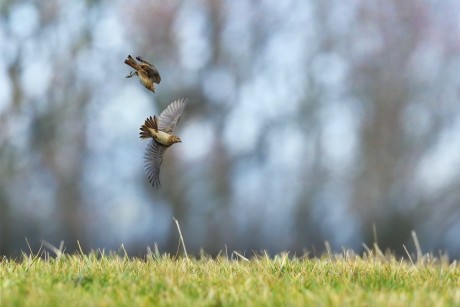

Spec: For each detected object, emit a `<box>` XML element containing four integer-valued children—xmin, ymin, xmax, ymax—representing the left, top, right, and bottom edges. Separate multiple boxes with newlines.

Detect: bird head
<box><xmin>171</xmin><ymin>136</ymin><xmax>182</xmax><ymax>144</ymax></box>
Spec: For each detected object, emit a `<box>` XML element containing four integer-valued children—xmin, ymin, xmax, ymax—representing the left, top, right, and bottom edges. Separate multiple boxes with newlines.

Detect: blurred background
<box><xmin>1</xmin><ymin>0</ymin><xmax>460</xmax><ymax>258</ymax></box>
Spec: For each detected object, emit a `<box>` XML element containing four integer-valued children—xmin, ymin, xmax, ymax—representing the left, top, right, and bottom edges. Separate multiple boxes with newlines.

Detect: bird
<box><xmin>124</xmin><ymin>55</ymin><xmax>161</xmax><ymax>93</ymax></box>
<box><xmin>139</xmin><ymin>98</ymin><xmax>189</xmax><ymax>187</ymax></box>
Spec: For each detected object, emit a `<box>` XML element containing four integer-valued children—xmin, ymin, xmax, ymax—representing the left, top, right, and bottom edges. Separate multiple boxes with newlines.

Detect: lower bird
<box><xmin>139</xmin><ymin>98</ymin><xmax>189</xmax><ymax>187</ymax></box>
<box><xmin>124</xmin><ymin>55</ymin><xmax>161</xmax><ymax>93</ymax></box>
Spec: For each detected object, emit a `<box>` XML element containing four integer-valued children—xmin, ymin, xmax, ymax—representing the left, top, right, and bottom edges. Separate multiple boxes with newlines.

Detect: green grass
<box><xmin>1</xmin><ymin>247</ymin><xmax>459</xmax><ymax>306</ymax></box>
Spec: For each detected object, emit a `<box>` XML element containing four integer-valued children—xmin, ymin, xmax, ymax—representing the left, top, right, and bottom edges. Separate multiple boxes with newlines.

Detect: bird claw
<box><xmin>125</xmin><ymin>71</ymin><xmax>135</xmax><ymax>78</ymax></box>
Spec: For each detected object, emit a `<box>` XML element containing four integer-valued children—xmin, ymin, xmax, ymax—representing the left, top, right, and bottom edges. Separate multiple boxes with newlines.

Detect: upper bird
<box><xmin>124</xmin><ymin>55</ymin><xmax>161</xmax><ymax>93</ymax></box>
<box><xmin>139</xmin><ymin>98</ymin><xmax>189</xmax><ymax>187</ymax></box>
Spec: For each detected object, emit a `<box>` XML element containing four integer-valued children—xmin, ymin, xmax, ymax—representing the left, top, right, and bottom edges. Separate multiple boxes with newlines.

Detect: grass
<box><xmin>1</xmin><ymin>243</ymin><xmax>459</xmax><ymax>307</ymax></box>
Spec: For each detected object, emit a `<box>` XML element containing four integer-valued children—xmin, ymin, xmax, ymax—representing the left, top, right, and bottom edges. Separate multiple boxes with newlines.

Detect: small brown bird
<box><xmin>124</xmin><ymin>55</ymin><xmax>161</xmax><ymax>93</ymax></box>
<box><xmin>140</xmin><ymin>98</ymin><xmax>189</xmax><ymax>187</ymax></box>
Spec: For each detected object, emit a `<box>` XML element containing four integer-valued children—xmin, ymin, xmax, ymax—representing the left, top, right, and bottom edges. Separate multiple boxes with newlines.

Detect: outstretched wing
<box><xmin>144</xmin><ymin>140</ymin><xmax>168</xmax><ymax>187</ymax></box>
<box><xmin>157</xmin><ymin>98</ymin><xmax>189</xmax><ymax>134</ymax></box>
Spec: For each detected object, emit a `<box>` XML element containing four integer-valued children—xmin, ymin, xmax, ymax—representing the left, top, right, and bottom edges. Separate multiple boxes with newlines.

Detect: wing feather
<box><xmin>144</xmin><ymin>140</ymin><xmax>168</xmax><ymax>187</ymax></box>
<box><xmin>157</xmin><ymin>98</ymin><xmax>189</xmax><ymax>134</ymax></box>
<box><xmin>136</xmin><ymin>56</ymin><xmax>161</xmax><ymax>83</ymax></box>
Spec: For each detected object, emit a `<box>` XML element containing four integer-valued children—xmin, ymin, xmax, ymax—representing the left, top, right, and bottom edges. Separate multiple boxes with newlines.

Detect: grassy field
<box><xmin>1</xmin><ymin>245</ymin><xmax>459</xmax><ymax>307</ymax></box>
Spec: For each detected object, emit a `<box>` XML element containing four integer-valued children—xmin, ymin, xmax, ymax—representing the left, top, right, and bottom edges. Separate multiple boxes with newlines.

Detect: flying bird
<box><xmin>124</xmin><ymin>55</ymin><xmax>161</xmax><ymax>93</ymax></box>
<box><xmin>139</xmin><ymin>98</ymin><xmax>189</xmax><ymax>187</ymax></box>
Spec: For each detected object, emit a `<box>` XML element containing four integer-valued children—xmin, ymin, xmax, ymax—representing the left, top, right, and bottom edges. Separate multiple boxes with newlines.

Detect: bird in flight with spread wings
<box><xmin>139</xmin><ymin>98</ymin><xmax>189</xmax><ymax>187</ymax></box>
<box><xmin>124</xmin><ymin>55</ymin><xmax>161</xmax><ymax>93</ymax></box>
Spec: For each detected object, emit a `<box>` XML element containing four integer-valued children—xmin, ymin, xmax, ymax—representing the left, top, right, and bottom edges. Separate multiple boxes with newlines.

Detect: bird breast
<box><xmin>153</xmin><ymin>130</ymin><xmax>174</xmax><ymax>146</ymax></box>
<box><xmin>139</xmin><ymin>77</ymin><xmax>152</xmax><ymax>88</ymax></box>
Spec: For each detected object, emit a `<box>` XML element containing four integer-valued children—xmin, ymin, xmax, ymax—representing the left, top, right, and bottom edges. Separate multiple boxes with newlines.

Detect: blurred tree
<box><xmin>123</xmin><ymin>0</ymin><xmax>460</xmax><ymax>256</ymax></box>
<box><xmin>349</xmin><ymin>0</ymin><xmax>460</xmax><ymax>253</ymax></box>
<box><xmin>1</xmin><ymin>0</ymin><xmax>459</xmax><ymax>257</ymax></box>
<box><xmin>0</xmin><ymin>1</ymin><xmax>100</xmax><ymax>255</ymax></box>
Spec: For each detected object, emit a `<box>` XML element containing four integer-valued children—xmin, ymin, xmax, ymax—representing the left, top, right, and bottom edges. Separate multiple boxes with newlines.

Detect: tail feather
<box><xmin>124</xmin><ymin>55</ymin><xmax>140</xmax><ymax>70</ymax></box>
<box><xmin>139</xmin><ymin>116</ymin><xmax>158</xmax><ymax>139</ymax></box>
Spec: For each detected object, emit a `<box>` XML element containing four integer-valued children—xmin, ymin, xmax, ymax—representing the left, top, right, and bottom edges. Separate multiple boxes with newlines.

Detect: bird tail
<box><xmin>124</xmin><ymin>55</ymin><xmax>140</xmax><ymax>70</ymax></box>
<box><xmin>139</xmin><ymin>116</ymin><xmax>158</xmax><ymax>139</ymax></box>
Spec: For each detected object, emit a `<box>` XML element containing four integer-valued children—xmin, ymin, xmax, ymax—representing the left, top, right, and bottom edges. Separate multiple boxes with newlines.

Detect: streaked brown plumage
<box><xmin>124</xmin><ymin>55</ymin><xmax>161</xmax><ymax>93</ymax></box>
<box><xmin>140</xmin><ymin>98</ymin><xmax>189</xmax><ymax>187</ymax></box>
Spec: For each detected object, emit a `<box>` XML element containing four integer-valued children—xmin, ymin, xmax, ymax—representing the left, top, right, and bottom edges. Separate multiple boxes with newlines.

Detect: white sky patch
<box><xmin>263</xmin><ymin>29</ymin><xmax>308</xmax><ymax>72</ymax></box>
<box><xmin>243</xmin><ymin>76</ymin><xmax>279</xmax><ymax>118</ymax></box>
<box><xmin>240</xmin><ymin>75</ymin><xmax>297</xmax><ymax>124</ymax></box>
<box><xmin>416</xmin><ymin>118</ymin><xmax>460</xmax><ymax>193</ymax></box>
<box><xmin>223</xmin><ymin>99</ymin><xmax>262</xmax><ymax>156</ymax></box>
<box><xmin>351</xmin><ymin>24</ymin><xmax>383</xmax><ymax>60</ymax></box>
<box><xmin>408</xmin><ymin>41</ymin><xmax>442</xmax><ymax>84</ymax></box>
<box><xmin>0</xmin><ymin>22</ymin><xmax>19</xmax><ymax>65</ymax></box>
<box><xmin>261</xmin><ymin>31</ymin><xmax>308</xmax><ymax>110</ymax></box>
<box><xmin>93</xmin><ymin>13</ymin><xmax>125</xmax><ymax>51</ymax></box>
<box><xmin>179</xmin><ymin>118</ymin><xmax>214</xmax><ymax>161</ymax></box>
<box><xmin>222</xmin><ymin>0</ymin><xmax>253</xmax><ymax>62</ymax></box>
<box><xmin>83</xmin><ymin>86</ymin><xmax>154</xmax><ymax>214</ymax></box>
<box><xmin>0</xmin><ymin>64</ymin><xmax>12</xmax><ymax>115</ymax></box>
<box><xmin>222</xmin><ymin>3</ymin><xmax>315</xmax><ymax>158</ymax></box>
<box><xmin>311</xmin><ymin>52</ymin><xmax>348</xmax><ymax>89</ymax></box>
<box><xmin>223</xmin><ymin>60</ymin><xmax>307</xmax><ymax>157</ymax></box>
<box><xmin>231</xmin><ymin>162</ymin><xmax>266</xmax><ymax>224</ymax></box>
<box><xmin>174</xmin><ymin>4</ymin><xmax>211</xmax><ymax>71</ymax></box>
<box><xmin>76</xmin><ymin>49</ymin><xmax>104</xmax><ymax>84</ymax></box>
<box><xmin>202</xmin><ymin>68</ymin><xmax>236</xmax><ymax>105</ymax></box>
<box><xmin>20</xmin><ymin>59</ymin><xmax>52</xmax><ymax>99</ymax></box>
<box><xmin>288</xmin><ymin>0</ymin><xmax>315</xmax><ymax>29</ymax></box>
<box><xmin>320</xmin><ymin>101</ymin><xmax>358</xmax><ymax>173</ymax></box>
<box><xmin>261</xmin><ymin>0</ymin><xmax>296</xmax><ymax>13</ymax></box>
<box><xmin>327</xmin><ymin>0</ymin><xmax>357</xmax><ymax>36</ymax></box>
<box><xmin>60</xmin><ymin>1</ymin><xmax>86</xmax><ymax>40</ymax></box>
<box><xmin>86</xmin><ymin>86</ymin><xmax>152</xmax><ymax>153</ymax></box>
<box><xmin>8</xmin><ymin>3</ymin><xmax>39</xmax><ymax>40</ymax></box>
<box><xmin>45</xmin><ymin>2</ymin><xmax>86</xmax><ymax>56</ymax></box>
<box><xmin>267</xmin><ymin>123</ymin><xmax>305</xmax><ymax>170</ymax></box>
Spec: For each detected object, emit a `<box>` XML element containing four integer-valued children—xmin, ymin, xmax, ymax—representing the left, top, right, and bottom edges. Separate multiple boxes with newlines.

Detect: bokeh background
<box><xmin>1</xmin><ymin>0</ymin><xmax>460</xmax><ymax>258</ymax></box>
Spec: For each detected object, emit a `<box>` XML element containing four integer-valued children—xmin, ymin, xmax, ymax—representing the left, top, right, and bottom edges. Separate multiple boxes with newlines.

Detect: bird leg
<box><xmin>125</xmin><ymin>71</ymin><xmax>137</xmax><ymax>78</ymax></box>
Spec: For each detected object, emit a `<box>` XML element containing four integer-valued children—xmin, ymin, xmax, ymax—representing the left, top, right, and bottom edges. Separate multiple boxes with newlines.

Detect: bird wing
<box><xmin>140</xmin><ymin>63</ymin><xmax>161</xmax><ymax>84</ymax></box>
<box><xmin>144</xmin><ymin>140</ymin><xmax>168</xmax><ymax>187</ymax></box>
<box><xmin>136</xmin><ymin>56</ymin><xmax>153</xmax><ymax>66</ymax></box>
<box><xmin>136</xmin><ymin>56</ymin><xmax>161</xmax><ymax>84</ymax></box>
<box><xmin>137</xmin><ymin>69</ymin><xmax>149</xmax><ymax>80</ymax></box>
<box><xmin>157</xmin><ymin>98</ymin><xmax>189</xmax><ymax>134</ymax></box>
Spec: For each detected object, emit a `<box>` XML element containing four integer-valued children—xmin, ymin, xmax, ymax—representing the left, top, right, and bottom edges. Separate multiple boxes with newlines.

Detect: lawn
<box><xmin>1</xmin><ymin>245</ymin><xmax>459</xmax><ymax>306</ymax></box>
